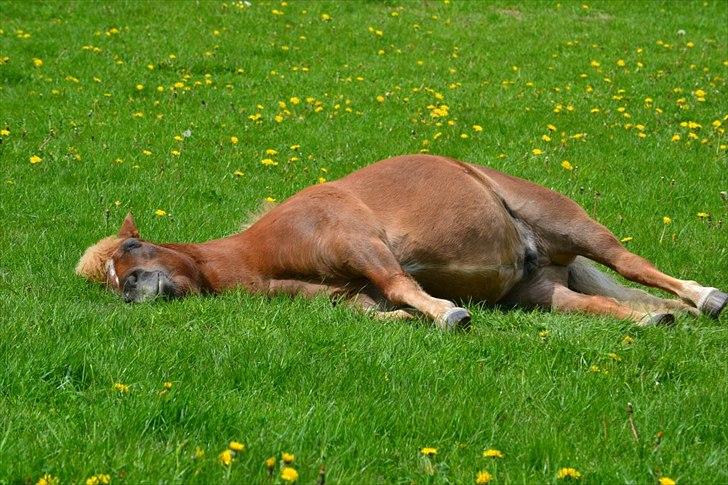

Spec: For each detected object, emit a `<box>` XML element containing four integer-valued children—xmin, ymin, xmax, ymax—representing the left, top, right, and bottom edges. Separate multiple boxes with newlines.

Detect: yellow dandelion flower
<box><xmin>320</xmin><ymin>13</ymin><xmax>332</xmax><ymax>21</ymax></box>
<box><xmin>265</xmin><ymin>148</ymin><xmax>278</xmax><ymax>155</ymax></box>
<box><xmin>590</xmin><ymin>60</ymin><xmax>600</xmax><ymax>68</ymax></box>
<box><xmin>162</xmin><ymin>381</ymin><xmax>172</xmax><ymax>389</ymax></box>
<box><xmin>460</xmin><ymin>133</ymin><xmax>469</xmax><ymax>139</ymax></box>
<box><xmin>662</xmin><ymin>216</ymin><xmax>672</xmax><ymax>225</ymax></box>
<box><xmin>261</xmin><ymin>158</ymin><xmax>278</xmax><ymax>166</ymax></box>
<box><xmin>30</xmin><ymin>155</ymin><xmax>42</xmax><ymax>164</ymax></box>
<box><xmin>482</xmin><ymin>448</ymin><xmax>504</xmax><ymax>458</ymax></box>
<box><xmin>658</xmin><ymin>477</ymin><xmax>676</xmax><ymax>485</ymax></box>
<box><xmin>265</xmin><ymin>196</ymin><xmax>276</xmax><ymax>203</ymax></box>
<box><xmin>135</xmin><ymin>84</ymin><xmax>144</xmax><ymax>91</ymax></box>
<box><xmin>671</xmin><ymin>134</ymin><xmax>681</xmax><ymax>142</ymax></box>
<box><xmin>531</xmin><ymin>148</ymin><xmax>543</xmax><ymax>156</ymax></box>
<box><xmin>693</xmin><ymin>89</ymin><xmax>706</xmax><ymax>99</ymax></box>
<box><xmin>622</xmin><ymin>335</ymin><xmax>635</xmax><ymax>345</ymax></box>
<box><xmin>229</xmin><ymin>441</ymin><xmax>245</xmax><ymax>452</ymax></box>
<box><xmin>171</xmin><ymin>149</ymin><xmax>180</xmax><ymax>157</ymax></box>
<box><xmin>231</xmin><ymin>136</ymin><xmax>239</xmax><ymax>144</ymax></box>
<box><xmin>290</xmin><ymin>144</ymin><xmax>301</xmax><ymax>150</ymax></box>
<box><xmin>155</xmin><ymin>209</ymin><xmax>167</xmax><ymax>217</ymax></box>
<box><xmin>113</xmin><ymin>382</ymin><xmax>129</xmax><ymax>393</ymax></box>
<box><xmin>376</xmin><ymin>95</ymin><xmax>385</xmax><ymax>103</ymax></box>
<box><xmin>142</xmin><ymin>149</ymin><xmax>152</xmax><ymax>156</ymax></box>
<box><xmin>219</xmin><ymin>449</ymin><xmax>233</xmax><ymax>466</ymax></box>
<box><xmin>539</xmin><ymin>330</ymin><xmax>550</xmax><ymax>340</ymax></box>
<box><xmin>542</xmin><ymin>134</ymin><xmax>552</xmax><ymax>142</ymax></box>
<box><xmin>696</xmin><ymin>212</ymin><xmax>709</xmax><ymax>219</ymax></box>
<box><xmin>33</xmin><ymin>57</ymin><xmax>43</xmax><ymax>67</ymax></box>
<box><xmin>547</xmin><ymin>124</ymin><xmax>557</xmax><ymax>131</ymax></box>
<box><xmin>248</xmin><ymin>113</ymin><xmax>262</xmax><ymax>121</ymax></box>
<box><xmin>36</xmin><ymin>474</ymin><xmax>59</xmax><ymax>485</ymax></box>
<box><xmin>233</xmin><ymin>170</ymin><xmax>244</xmax><ymax>177</ymax></box>
<box><xmin>174</xmin><ymin>135</ymin><xmax>183</xmax><ymax>142</ymax></box>
<box><xmin>318</xmin><ymin>177</ymin><xmax>327</xmax><ymax>184</ymax></box>
<box><xmin>561</xmin><ymin>160</ymin><xmax>573</xmax><ymax>171</ymax></box>
<box><xmin>290</xmin><ymin>96</ymin><xmax>301</xmax><ymax>105</ymax></box>
<box><xmin>420</xmin><ymin>447</ymin><xmax>437</xmax><ymax>457</ymax></box>
<box><xmin>472</xmin><ymin>125</ymin><xmax>483</xmax><ymax>132</ymax></box>
<box><xmin>616</xmin><ymin>59</ymin><xmax>625</xmax><ymax>67</ymax></box>
<box><xmin>282</xmin><ymin>452</ymin><xmax>295</xmax><ymax>464</ymax></box>
<box><xmin>265</xmin><ymin>456</ymin><xmax>276</xmax><ymax>470</ymax></box>
<box><xmin>0</xmin><ymin>128</ymin><xmax>9</xmax><ymax>137</ymax></box>
<box><xmin>476</xmin><ymin>470</ymin><xmax>492</xmax><ymax>484</ymax></box>
<box><xmin>557</xmin><ymin>467</ymin><xmax>582</xmax><ymax>480</ymax></box>
<box><xmin>280</xmin><ymin>466</ymin><xmax>299</xmax><ymax>482</ymax></box>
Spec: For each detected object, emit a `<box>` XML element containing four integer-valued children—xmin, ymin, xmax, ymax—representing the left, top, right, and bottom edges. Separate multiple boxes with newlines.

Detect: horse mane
<box><xmin>75</xmin><ymin>236</ymin><xmax>122</xmax><ymax>283</ymax></box>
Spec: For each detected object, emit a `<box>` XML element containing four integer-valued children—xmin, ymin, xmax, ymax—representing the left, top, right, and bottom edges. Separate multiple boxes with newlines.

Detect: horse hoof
<box><xmin>640</xmin><ymin>313</ymin><xmax>676</xmax><ymax>327</ymax></box>
<box><xmin>442</xmin><ymin>307</ymin><xmax>471</xmax><ymax>330</ymax></box>
<box><xmin>699</xmin><ymin>289</ymin><xmax>728</xmax><ymax>319</ymax></box>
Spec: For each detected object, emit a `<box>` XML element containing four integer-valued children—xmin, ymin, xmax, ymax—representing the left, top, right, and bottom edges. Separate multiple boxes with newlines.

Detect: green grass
<box><xmin>1</xmin><ymin>0</ymin><xmax>727</xmax><ymax>483</ymax></box>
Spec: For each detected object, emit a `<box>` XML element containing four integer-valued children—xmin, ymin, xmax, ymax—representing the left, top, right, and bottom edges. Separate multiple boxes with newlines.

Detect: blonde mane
<box><xmin>75</xmin><ymin>236</ymin><xmax>122</xmax><ymax>283</ymax></box>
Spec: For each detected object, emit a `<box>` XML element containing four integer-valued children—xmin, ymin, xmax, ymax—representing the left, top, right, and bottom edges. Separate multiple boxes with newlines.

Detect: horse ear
<box><xmin>118</xmin><ymin>213</ymin><xmax>140</xmax><ymax>238</ymax></box>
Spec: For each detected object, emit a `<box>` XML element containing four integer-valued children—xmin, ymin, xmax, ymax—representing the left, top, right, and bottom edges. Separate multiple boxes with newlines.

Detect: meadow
<box><xmin>1</xmin><ymin>0</ymin><xmax>727</xmax><ymax>483</ymax></box>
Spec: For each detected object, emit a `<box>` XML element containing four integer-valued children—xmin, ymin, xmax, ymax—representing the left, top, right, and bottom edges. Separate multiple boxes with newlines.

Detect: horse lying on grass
<box><xmin>77</xmin><ymin>154</ymin><xmax>727</xmax><ymax>329</ymax></box>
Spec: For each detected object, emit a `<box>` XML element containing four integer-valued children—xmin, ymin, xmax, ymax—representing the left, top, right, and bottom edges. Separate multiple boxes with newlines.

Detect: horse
<box><xmin>76</xmin><ymin>154</ymin><xmax>726</xmax><ymax>329</ymax></box>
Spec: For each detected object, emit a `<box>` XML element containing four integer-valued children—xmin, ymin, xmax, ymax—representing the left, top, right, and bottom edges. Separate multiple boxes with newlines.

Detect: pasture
<box><xmin>1</xmin><ymin>1</ymin><xmax>727</xmax><ymax>483</ymax></box>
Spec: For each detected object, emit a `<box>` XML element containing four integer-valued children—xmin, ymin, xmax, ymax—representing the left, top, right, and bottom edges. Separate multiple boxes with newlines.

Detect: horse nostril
<box><xmin>125</xmin><ymin>270</ymin><xmax>139</xmax><ymax>287</ymax></box>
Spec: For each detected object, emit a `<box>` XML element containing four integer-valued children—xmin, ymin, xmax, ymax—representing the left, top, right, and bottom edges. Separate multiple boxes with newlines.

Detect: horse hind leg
<box><xmin>504</xmin><ymin>265</ymin><xmax>675</xmax><ymax>326</ymax></box>
<box><xmin>572</xmin><ymin>226</ymin><xmax>726</xmax><ymax>318</ymax></box>
<box><xmin>567</xmin><ymin>257</ymin><xmax>700</xmax><ymax>318</ymax></box>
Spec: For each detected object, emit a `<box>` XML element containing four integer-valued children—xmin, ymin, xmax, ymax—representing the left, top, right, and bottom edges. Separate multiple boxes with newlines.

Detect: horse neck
<box><xmin>161</xmin><ymin>233</ymin><xmax>262</xmax><ymax>292</ymax></box>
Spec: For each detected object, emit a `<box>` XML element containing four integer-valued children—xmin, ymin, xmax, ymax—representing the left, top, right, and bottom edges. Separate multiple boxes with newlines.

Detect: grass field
<box><xmin>1</xmin><ymin>0</ymin><xmax>727</xmax><ymax>483</ymax></box>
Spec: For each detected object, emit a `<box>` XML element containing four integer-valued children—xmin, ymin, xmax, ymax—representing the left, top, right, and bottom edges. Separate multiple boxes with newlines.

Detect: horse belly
<box><xmin>405</xmin><ymin>263</ymin><xmax>524</xmax><ymax>303</ymax></box>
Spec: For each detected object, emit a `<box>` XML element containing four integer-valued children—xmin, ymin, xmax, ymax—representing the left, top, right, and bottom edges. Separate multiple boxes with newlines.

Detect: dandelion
<box><xmin>476</xmin><ymin>470</ymin><xmax>492</xmax><ymax>484</ymax></box>
<box><xmin>265</xmin><ymin>148</ymin><xmax>278</xmax><ymax>155</ymax></box>
<box><xmin>542</xmin><ymin>134</ymin><xmax>552</xmax><ymax>142</ymax></box>
<box><xmin>219</xmin><ymin>449</ymin><xmax>233</xmax><ymax>466</ymax></box>
<box><xmin>265</xmin><ymin>196</ymin><xmax>276</xmax><ymax>203</ymax></box>
<box><xmin>658</xmin><ymin>477</ymin><xmax>676</xmax><ymax>485</ymax></box>
<box><xmin>376</xmin><ymin>95</ymin><xmax>385</xmax><ymax>103</ymax></box>
<box><xmin>420</xmin><ymin>447</ymin><xmax>437</xmax><ymax>457</ymax></box>
<box><xmin>280</xmin><ymin>466</ymin><xmax>299</xmax><ymax>482</ymax></box>
<box><xmin>561</xmin><ymin>160</ymin><xmax>573</xmax><ymax>171</ymax></box>
<box><xmin>142</xmin><ymin>149</ymin><xmax>152</xmax><ymax>156</ymax></box>
<box><xmin>539</xmin><ymin>330</ymin><xmax>550</xmax><ymax>340</ymax></box>
<box><xmin>85</xmin><ymin>474</ymin><xmax>111</xmax><ymax>485</ymax></box>
<box><xmin>33</xmin><ymin>57</ymin><xmax>43</xmax><ymax>67</ymax></box>
<box><xmin>482</xmin><ymin>448</ymin><xmax>504</xmax><ymax>458</ymax></box>
<box><xmin>662</xmin><ymin>216</ymin><xmax>672</xmax><ymax>225</ymax></box>
<box><xmin>696</xmin><ymin>212</ymin><xmax>709</xmax><ymax>219</ymax></box>
<box><xmin>231</xmin><ymin>136</ymin><xmax>239</xmax><ymax>144</ymax></box>
<box><xmin>472</xmin><ymin>125</ymin><xmax>483</xmax><ymax>132</ymax></box>
<box><xmin>557</xmin><ymin>467</ymin><xmax>582</xmax><ymax>480</ymax></box>
<box><xmin>233</xmin><ymin>170</ymin><xmax>244</xmax><ymax>177</ymax></box>
<box><xmin>36</xmin><ymin>474</ymin><xmax>59</xmax><ymax>485</ymax></box>
<box><xmin>229</xmin><ymin>441</ymin><xmax>245</xmax><ymax>452</ymax></box>
<box><xmin>113</xmin><ymin>383</ymin><xmax>129</xmax><ymax>393</ymax></box>
<box><xmin>290</xmin><ymin>96</ymin><xmax>301</xmax><ymax>105</ymax></box>
<box><xmin>622</xmin><ymin>335</ymin><xmax>635</xmax><ymax>345</ymax></box>
<box><xmin>135</xmin><ymin>84</ymin><xmax>144</xmax><ymax>91</ymax></box>
<box><xmin>248</xmin><ymin>113</ymin><xmax>262</xmax><ymax>121</ymax></box>
<box><xmin>265</xmin><ymin>456</ymin><xmax>276</xmax><ymax>470</ymax></box>
<box><xmin>155</xmin><ymin>209</ymin><xmax>167</xmax><ymax>217</ymax></box>
<box><xmin>194</xmin><ymin>447</ymin><xmax>205</xmax><ymax>459</ymax></box>
<box><xmin>30</xmin><ymin>155</ymin><xmax>42</xmax><ymax>164</ymax></box>
<box><xmin>261</xmin><ymin>158</ymin><xmax>278</xmax><ymax>166</ymax></box>
<box><xmin>282</xmin><ymin>452</ymin><xmax>295</xmax><ymax>464</ymax></box>
<box><xmin>320</xmin><ymin>13</ymin><xmax>332</xmax><ymax>21</ymax></box>
<box><xmin>671</xmin><ymin>134</ymin><xmax>681</xmax><ymax>142</ymax></box>
<box><xmin>531</xmin><ymin>148</ymin><xmax>543</xmax><ymax>156</ymax></box>
<box><xmin>0</xmin><ymin>128</ymin><xmax>9</xmax><ymax>137</ymax></box>
<box><xmin>547</xmin><ymin>124</ymin><xmax>557</xmax><ymax>131</ymax></box>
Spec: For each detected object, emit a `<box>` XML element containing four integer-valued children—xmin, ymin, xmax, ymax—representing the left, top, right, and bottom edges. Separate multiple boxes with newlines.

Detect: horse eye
<box><xmin>121</xmin><ymin>238</ymin><xmax>142</xmax><ymax>252</ymax></box>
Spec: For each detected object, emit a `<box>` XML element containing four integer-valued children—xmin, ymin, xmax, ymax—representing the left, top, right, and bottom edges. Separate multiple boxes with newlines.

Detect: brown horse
<box><xmin>76</xmin><ymin>154</ymin><xmax>726</xmax><ymax>329</ymax></box>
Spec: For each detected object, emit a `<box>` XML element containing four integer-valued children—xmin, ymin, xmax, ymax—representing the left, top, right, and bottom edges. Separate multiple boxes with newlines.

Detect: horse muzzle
<box><xmin>121</xmin><ymin>269</ymin><xmax>177</xmax><ymax>303</ymax></box>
